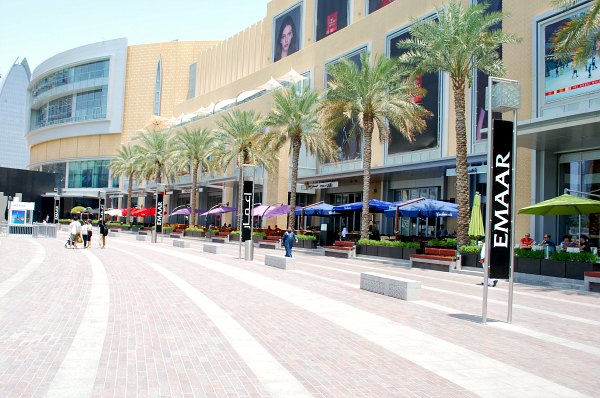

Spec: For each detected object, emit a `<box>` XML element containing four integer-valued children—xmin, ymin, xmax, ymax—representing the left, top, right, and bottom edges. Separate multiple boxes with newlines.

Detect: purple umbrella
<box><xmin>252</xmin><ymin>204</ymin><xmax>273</xmax><ymax>217</ymax></box>
<box><xmin>199</xmin><ymin>206</ymin><xmax>237</xmax><ymax>216</ymax></box>
<box><xmin>170</xmin><ymin>207</ymin><xmax>205</xmax><ymax>216</ymax></box>
<box><xmin>263</xmin><ymin>205</ymin><xmax>300</xmax><ymax>218</ymax></box>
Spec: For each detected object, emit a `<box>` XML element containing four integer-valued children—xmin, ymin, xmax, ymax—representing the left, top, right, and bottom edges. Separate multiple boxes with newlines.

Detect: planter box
<box><xmin>229</xmin><ymin>234</ymin><xmax>240</xmax><ymax>241</ymax></box>
<box><xmin>461</xmin><ymin>253</ymin><xmax>480</xmax><ymax>268</ymax></box>
<box><xmin>366</xmin><ymin>245</ymin><xmax>378</xmax><ymax>256</ymax></box>
<box><xmin>515</xmin><ymin>257</ymin><xmax>541</xmax><ymax>275</ymax></box>
<box><xmin>402</xmin><ymin>248</ymin><xmax>417</xmax><ymax>260</ymax></box>
<box><xmin>565</xmin><ymin>261</ymin><xmax>594</xmax><ymax>280</ymax></box>
<box><xmin>299</xmin><ymin>239</ymin><xmax>317</xmax><ymax>249</ymax></box>
<box><xmin>540</xmin><ymin>259</ymin><xmax>566</xmax><ymax>278</ymax></box>
<box><xmin>376</xmin><ymin>246</ymin><xmax>402</xmax><ymax>259</ymax></box>
<box><xmin>357</xmin><ymin>244</ymin><xmax>367</xmax><ymax>255</ymax></box>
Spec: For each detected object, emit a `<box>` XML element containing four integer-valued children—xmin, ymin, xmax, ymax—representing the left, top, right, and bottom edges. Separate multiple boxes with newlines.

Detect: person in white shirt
<box><xmin>81</xmin><ymin>220</ymin><xmax>90</xmax><ymax>248</ymax></box>
<box><xmin>68</xmin><ymin>218</ymin><xmax>81</xmax><ymax>249</ymax></box>
<box><xmin>480</xmin><ymin>241</ymin><xmax>498</xmax><ymax>287</ymax></box>
<box><xmin>341</xmin><ymin>225</ymin><xmax>348</xmax><ymax>241</ymax></box>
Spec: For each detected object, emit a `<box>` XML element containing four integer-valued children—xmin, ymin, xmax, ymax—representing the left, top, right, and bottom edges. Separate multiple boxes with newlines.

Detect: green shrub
<box><xmin>358</xmin><ymin>239</ymin><xmax>419</xmax><ymax>248</ymax></box>
<box><xmin>550</xmin><ymin>251</ymin><xmax>598</xmax><ymax>263</ymax></box>
<box><xmin>252</xmin><ymin>231</ymin><xmax>266</xmax><ymax>237</ymax></box>
<box><xmin>427</xmin><ymin>238</ymin><xmax>457</xmax><ymax>248</ymax></box>
<box><xmin>515</xmin><ymin>248</ymin><xmax>545</xmax><ymax>259</ymax></box>
<box><xmin>297</xmin><ymin>234</ymin><xmax>316</xmax><ymax>241</ymax></box>
<box><xmin>59</xmin><ymin>219</ymin><xmax>71</xmax><ymax>224</ymax></box>
<box><xmin>70</xmin><ymin>206</ymin><xmax>85</xmax><ymax>214</ymax></box>
<box><xmin>229</xmin><ymin>230</ymin><xmax>240</xmax><ymax>235</ymax></box>
<box><xmin>185</xmin><ymin>227</ymin><xmax>205</xmax><ymax>233</ymax></box>
<box><xmin>459</xmin><ymin>245</ymin><xmax>482</xmax><ymax>254</ymax></box>
<box><xmin>207</xmin><ymin>229</ymin><xmax>219</xmax><ymax>234</ymax></box>
<box><xmin>106</xmin><ymin>222</ymin><xmax>122</xmax><ymax>227</ymax></box>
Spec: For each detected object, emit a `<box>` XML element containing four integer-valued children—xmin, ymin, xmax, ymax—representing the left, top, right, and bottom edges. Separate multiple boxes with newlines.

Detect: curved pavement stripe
<box><xmin>0</xmin><ymin>238</ymin><xmax>45</xmax><ymax>299</ymax></box>
<box><xmin>111</xmin><ymin>246</ymin><xmax>312</xmax><ymax>398</ymax></box>
<box><xmin>45</xmin><ymin>250</ymin><xmax>109</xmax><ymax>398</ymax></box>
<box><xmin>134</xmin><ymin>243</ymin><xmax>586</xmax><ymax>398</ymax></box>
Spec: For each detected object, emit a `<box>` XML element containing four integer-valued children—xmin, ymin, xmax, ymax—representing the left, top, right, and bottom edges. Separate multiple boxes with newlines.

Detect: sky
<box><xmin>0</xmin><ymin>0</ymin><xmax>270</xmax><ymax>78</ymax></box>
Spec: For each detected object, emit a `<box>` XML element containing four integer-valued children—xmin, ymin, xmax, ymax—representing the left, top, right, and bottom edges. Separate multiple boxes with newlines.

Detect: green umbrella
<box><xmin>518</xmin><ymin>194</ymin><xmax>600</xmax><ymax>216</ymax></box>
<box><xmin>468</xmin><ymin>192</ymin><xmax>485</xmax><ymax>237</ymax></box>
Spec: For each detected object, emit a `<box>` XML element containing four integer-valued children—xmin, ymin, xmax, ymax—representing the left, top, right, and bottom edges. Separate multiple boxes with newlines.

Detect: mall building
<box><xmin>26</xmin><ymin>0</ymin><xmax>600</xmax><ymax>243</ymax></box>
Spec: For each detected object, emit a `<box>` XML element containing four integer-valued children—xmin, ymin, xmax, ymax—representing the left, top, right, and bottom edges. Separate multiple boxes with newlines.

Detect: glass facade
<box><xmin>68</xmin><ymin>160</ymin><xmax>110</xmax><ymax>188</ymax></box>
<box><xmin>0</xmin><ymin>60</ymin><xmax>30</xmax><ymax>169</ymax></box>
<box><xmin>187</xmin><ymin>63</ymin><xmax>197</xmax><ymax>99</ymax></box>
<box><xmin>31</xmin><ymin>86</ymin><xmax>107</xmax><ymax>129</ymax></box>
<box><xmin>154</xmin><ymin>58</ymin><xmax>162</xmax><ymax>115</ymax></box>
<box><xmin>40</xmin><ymin>163</ymin><xmax>67</xmax><ymax>188</ymax></box>
<box><xmin>31</xmin><ymin>60</ymin><xmax>108</xmax><ymax>98</ymax></box>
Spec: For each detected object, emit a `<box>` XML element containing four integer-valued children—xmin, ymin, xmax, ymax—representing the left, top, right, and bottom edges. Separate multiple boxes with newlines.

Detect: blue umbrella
<box><xmin>332</xmin><ymin>199</ymin><xmax>393</xmax><ymax>213</ymax></box>
<box><xmin>294</xmin><ymin>202</ymin><xmax>337</xmax><ymax>216</ymax></box>
<box><xmin>384</xmin><ymin>199</ymin><xmax>458</xmax><ymax>218</ymax></box>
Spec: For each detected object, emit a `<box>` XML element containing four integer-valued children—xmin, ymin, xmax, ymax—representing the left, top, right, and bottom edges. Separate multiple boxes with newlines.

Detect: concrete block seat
<box><xmin>409</xmin><ymin>248</ymin><xmax>459</xmax><ymax>272</ymax></box>
<box><xmin>264</xmin><ymin>254</ymin><xmax>294</xmax><ymax>269</ymax></box>
<box><xmin>138</xmin><ymin>227</ymin><xmax>152</xmax><ymax>236</ymax></box>
<box><xmin>584</xmin><ymin>271</ymin><xmax>600</xmax><ymax>292</ymax></box>
<box><xmin>203</xmin><ymin>243</ymin><xmax>223</xmax><ymax>254</ymax></box>
<box><xmin>169</xmin><ymin>228</ymin><xmax>185</xmax><ymax>238</ymax></box>
<box><xmin>173</xmin><ymin>239</ymin><xmax>190</xmax><ymax>248</ymax></box>
<box><xmin>259</xmin><ymin>235</ymin><xmax>281</xmax><ymax>249</ymax></box>
<box><xmin>323</xmin><ymin>241</ymin><xmax>356</xmax><ymax>258</ymax></box>
<box><xmin>211</xmin><ymin>232</ymin><xmax>229</xmax><ymax>244</ymax></box>
<box><xmin>360</xmin><ymin>272</ymin><xmax>421</xmax><ymax>301</ymax></box>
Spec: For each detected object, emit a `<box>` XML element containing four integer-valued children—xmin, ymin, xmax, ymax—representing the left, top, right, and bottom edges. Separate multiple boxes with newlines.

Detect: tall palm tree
<box><xmin>109</xmin><ymin>144</ymin><xmax>140</xmax><ymax>219</ymax></box>
<box><xmin>173</xmin><ymin>127</ymin><xmax>219</xmax><ymax>226</ymax></box>
<box><xmin>264</xmin><ymin>87</ymin><xmax>338</xmax><ymax>228</ymax></box>
<box><xmin>216</xmin><ymin>109</ymin><xmax>278</xmax><ymax>231</ymax></box>
<box><xmin>552</xmin><ymin>0</ymin><xmax>600</xmax><ymax>66</ymax></box>
<box><xmin>136</xmin><ymin>129</ymin><xmax>175</xmax><ymax>185</ymax></box>
<box><xmin>321</xmin><ymin>51</ymin><xmax>430</xmax><ymax>239</ymax></box>
<box><xmin>396</xmin><ymin>1</ymin><xmax>520</xmax><ymax>247</ymax></box>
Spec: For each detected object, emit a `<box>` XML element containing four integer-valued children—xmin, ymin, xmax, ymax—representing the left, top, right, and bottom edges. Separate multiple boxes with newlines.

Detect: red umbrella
<box><xmin>131</xmin><ymin>208</ymin><xmax>156</xmax><ymax>217</ymax></box>
<box><xmin>121</xmin><ymin>208</ymin><xmax>137</xmax><ymax>217</ymax></box>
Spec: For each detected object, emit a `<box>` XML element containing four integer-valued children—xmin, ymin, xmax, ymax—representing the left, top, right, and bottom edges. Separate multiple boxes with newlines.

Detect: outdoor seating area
<box><xmin>409</xmin><ymin>248</ymin><xmax>459</xmax><ymax>272</ymax></box>
<box><xmin>323</xmin><ymin>241</ymin><xmax>356</xmax><ymax>258</ymax></box>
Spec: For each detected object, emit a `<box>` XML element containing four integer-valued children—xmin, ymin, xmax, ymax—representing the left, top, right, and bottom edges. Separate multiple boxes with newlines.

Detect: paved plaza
<box><xmin>1</xmin><ymin>231</ymin><xmax>599</xmax><ymax>397</ymax></box>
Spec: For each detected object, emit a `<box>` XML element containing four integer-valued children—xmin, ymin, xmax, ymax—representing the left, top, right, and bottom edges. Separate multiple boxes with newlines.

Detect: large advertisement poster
<box><xmin>543</xmin><ymin>11</ymin><xmax>600</xmax><ymax>102</ymax></box>
<box><xmin>273</xmin><ymin>3</ymin><xmax>302</xmax><ymax>62</ymax></box>
<box><xmin>316</xmin><ymin>0</ymin><xmax>349</xmax><ymax>41</ymax></box>
<box><xmin>325</xmin><ymin>49</ymin><xmax>365</xmax><ymax>161</ymax></box>
<box><xmin>388</xmin><ymin>30</ymin><xmax>439</xmax><ymax>154</ymax></box>
<box><xmin>368</xmin><ymin>0</ymin><xmax>395</xmax><ymax>14</ymax></box>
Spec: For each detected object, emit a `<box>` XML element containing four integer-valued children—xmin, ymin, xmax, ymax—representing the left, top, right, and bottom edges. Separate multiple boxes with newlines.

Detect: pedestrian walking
<box><xmin>67</xmin><ymin>218</ymin><xmax>81</xmax><ymax>249</ymax></box>
<box><xmin>479</xmin><ymin>241</ymin><xmax>498</xmax><ymax>287</ymax></box>
<box><xmin>98</xmin><ymin>219</ymin><xmax>108</xmax><ymax>249</ymax></box>
<box><xmin>281</xmin><ymin>227</ymin><xmax>298</xmax><ymax>258</ymax></box>
<box><xmin>81</xmin><ymin>219</ymin><xmax>89</xmax><ymax>248</ymax></box>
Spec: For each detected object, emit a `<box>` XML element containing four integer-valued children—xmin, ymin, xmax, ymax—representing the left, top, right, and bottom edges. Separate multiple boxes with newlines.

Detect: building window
<box><xmin>32</xmin><ymin>60</ymin><xmax>109</xmax><ymax>98</ymax></box>
<box><xmin>75</xmin><ymin>87</ymin><xmax>107</xmax><ymax>121</ymax></box>
<box><xmin>68</xmin><ymin>160</ymin><xmax>110</xmax><ymax>188</ymax></box>
<box><xmin>154</xmin><ymin>58</ymin><xmax>162</xmax><ymax>115</ymax></box>
<box><xmin>40</xmin><ymin>162</ymin><xmax>67</xmax><ymax>188</ymax></box>
<box><xmin>367</xmin><ymin>0</ymin><xmax>396</xmax><ymax>15</ymax></box>
<box><xmin>388</xmin><ymin>27</ymin><xmax>440</xmax><ymax>154</ymax></box>
<box><xmin>187</xmin><ymin>63</ymin><xmax>197</xmax><ymax>99</ymax></box>
<box><xmin>392</xmin><ymin>187</ymin><xmax>439</xmax><ymax>202</ymax></box>
<box><xmin>316</xmin><ymin>0</ymin><xmax>350</xmax><ymax>42</ymax></box>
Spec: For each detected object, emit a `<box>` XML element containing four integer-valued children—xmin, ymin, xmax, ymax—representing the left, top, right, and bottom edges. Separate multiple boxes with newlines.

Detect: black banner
<box><xmin>99</xmin><ymin>198</ymin><xmax>105</xmax><ymax>222</ymax></box>
<box><xmin>54</xmin><ymin>198</ymin><xmax>60</xmax><ymax>223</ymax></box>
<box><xmin>242</xmin><ymin>180</ymin><xmax>253</xmax><ymax>241</ymax></box>
<box><xmin>489</xmin><ymin>119</ymin><xmax>514</xmax><ymax>279</ymax></box>
<box><xmin>156</xmin><ymin>193</ymin><xmax>164</xmax><ymax>234</ymax></box>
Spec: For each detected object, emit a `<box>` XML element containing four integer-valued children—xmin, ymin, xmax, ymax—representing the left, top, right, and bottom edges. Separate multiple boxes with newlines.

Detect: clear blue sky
<box><xmin>0</xmin><ymin>0</ymin><xmax>269</xmax><ymax>77</ymax></box>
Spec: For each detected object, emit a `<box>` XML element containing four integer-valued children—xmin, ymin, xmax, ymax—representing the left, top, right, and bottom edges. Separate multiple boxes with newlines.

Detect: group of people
<box><xmin>65</xmin><ymin>218</ymin><xmax>108</xmax><ymax>249</ymax></box>
<box><xmin>520</xmin><ymin>232</ymin><xmax>592</xmax><ymax>252</ymax></box>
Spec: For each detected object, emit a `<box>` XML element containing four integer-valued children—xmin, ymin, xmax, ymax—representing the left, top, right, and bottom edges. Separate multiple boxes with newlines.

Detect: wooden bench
<box><xmin>360</xmin><ymin>272</ymin><xmax>421</xmax><ymax>301</ymax></box>
<box><xmin>259</xmin><ymin>235</ymin><xmax>281</xmax><ymax>249</ymax></box>
<box><xmin>584</xmin><ymin>271</ymin><xmax>600</xmax><ymax>292</ymax></box>
<box><xmin>173</xmin><ymin>239</ymin><xmax>190</xmax><ymax>248</ymax></box>
<box><xmin>203</xmin><ymin>243</ymin><xmax>223</xmax><ymax>254</ymax></box>
<box><xmin>323</xmin><ymin>240</ymin><xmax>356</xmax><ymax>258</ymax></box>
<box><xmin>264</xmin><ymin>254</ymin><xmax>294</xmax><ymax>270</ymax></box>
<box><xmin>409</xmin><ymin>248</ymin><xmax>458</xmax><ymax>272</ymax></box>
<box><xmin>211</xmin><ymin>232</ymin><xmax>229</xmax><ymax>244</ymax></box>
<box><xmin>169</xmin><ymin>228</ymin><xmax>185</xmax><ymax>239</ymax></box>
<box><xmin>138</xmin><ymin>230</ymin><xmax>149</xmax><ymax>236</ymax></box>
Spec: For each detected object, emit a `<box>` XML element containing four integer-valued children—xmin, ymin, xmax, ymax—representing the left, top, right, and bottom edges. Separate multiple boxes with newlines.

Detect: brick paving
<box><xmin>0</xmin><ymin>232</ymin><xmax>599</xmax><ymax>397</ymax></box>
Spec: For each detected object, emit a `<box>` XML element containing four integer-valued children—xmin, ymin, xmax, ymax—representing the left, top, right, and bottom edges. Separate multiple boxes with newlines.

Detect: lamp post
<box><xmin>483</xmin><ymin>77</ymin><xmax>521</xmax><ymax>324</ymax></box>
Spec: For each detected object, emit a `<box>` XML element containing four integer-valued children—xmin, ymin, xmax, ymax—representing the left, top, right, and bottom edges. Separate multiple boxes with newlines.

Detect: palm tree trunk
<box><xmin>453</xmin><ymin>80</ymin><xmax>470</xmax><ymax>248</ymax></box>
<box><xmin>190</xmin><ymin>160</ymin><xmax>199</xmax><ymax>226</ymax></box>
<box><xmin>288</xmin><ymin>137</ymin><xmax>301</xmax><ymax>229</ymax></box>
<box><xmin>361</xmin><ymin>119</ymin><xmax>374</xmax><ymax>240</ymax></box>
<box><xmin>127</xmin><ymin>174</ymin><xmax>134</xmax><ymax>219</ymax></box>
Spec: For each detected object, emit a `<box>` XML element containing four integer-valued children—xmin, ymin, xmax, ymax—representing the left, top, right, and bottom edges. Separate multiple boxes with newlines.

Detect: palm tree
<box><xmin>396</xmin><ymin>1</ymin><xmax>520</xmax><ymax>247</ymax></box>
<box><xmin>264</xmin><ymin>87</ymin><xmax>338</xmax><ymax>228</ymax></box>
<box><xmin>552</xmin><ymin>0</ymin><xmax>600</xmax><ymax>66</ymax></box>
<box><xmin>216</xmin><ymin>109</ymin><xmax>278</xmax><ymax>231</ymax></box>
<box><xmin>173</xmin><ymin>127</ymin><xmax>219</xmax><ymax>226</ymax></box>
<box><xmin>109</xmin><ymin>144</ymin><xmax>140</xmax><ymax>219</ymax></box>
<box><xmin>136</xmin><ymin>129</ymin><xmax>175</xmax><ymax>185</ymax></box>
<box><xmin>321</xmin><ymin>51</ymin><xmax>430</xmax><ymax>239</ymax></box>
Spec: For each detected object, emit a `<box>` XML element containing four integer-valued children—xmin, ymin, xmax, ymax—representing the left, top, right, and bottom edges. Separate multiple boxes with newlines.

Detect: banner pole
<box><xmin>507</xmin><ymin>109</ymin><xmax>518</xmax><ymax>323</ymax></box>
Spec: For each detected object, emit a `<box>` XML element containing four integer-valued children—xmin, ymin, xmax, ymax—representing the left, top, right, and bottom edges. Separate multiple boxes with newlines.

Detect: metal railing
<box><xmin>0</xmin><ymin>222</ymin><xmax>57</xmax><ymax>238</ymax></box>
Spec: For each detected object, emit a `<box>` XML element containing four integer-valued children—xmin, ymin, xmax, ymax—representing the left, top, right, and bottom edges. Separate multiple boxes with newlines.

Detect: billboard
<box><xmin>316</xmin><ymin>0</ymin><xmax>349</xmax><ymax>41</ymax></box>
<box><xmin>543</xmin><ymin>10</ymin><xmax>600</xmax><ymax>103</ymax></box>
<box><xmin>273</xmin><ymin>3</ymin><xmax>302</xmax><ymax>62</ymax></box>
<box><xmin>388</xmin><ymin>30</ymin><xmax>439</xmax><ymax>154</ymax></box>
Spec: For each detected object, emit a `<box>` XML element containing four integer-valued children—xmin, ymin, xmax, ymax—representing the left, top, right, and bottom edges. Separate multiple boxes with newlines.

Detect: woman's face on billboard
<box><xmin>280</xmin><ymin>23</ymin><xmax>294</xmax><ymax>54</ymax></box>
